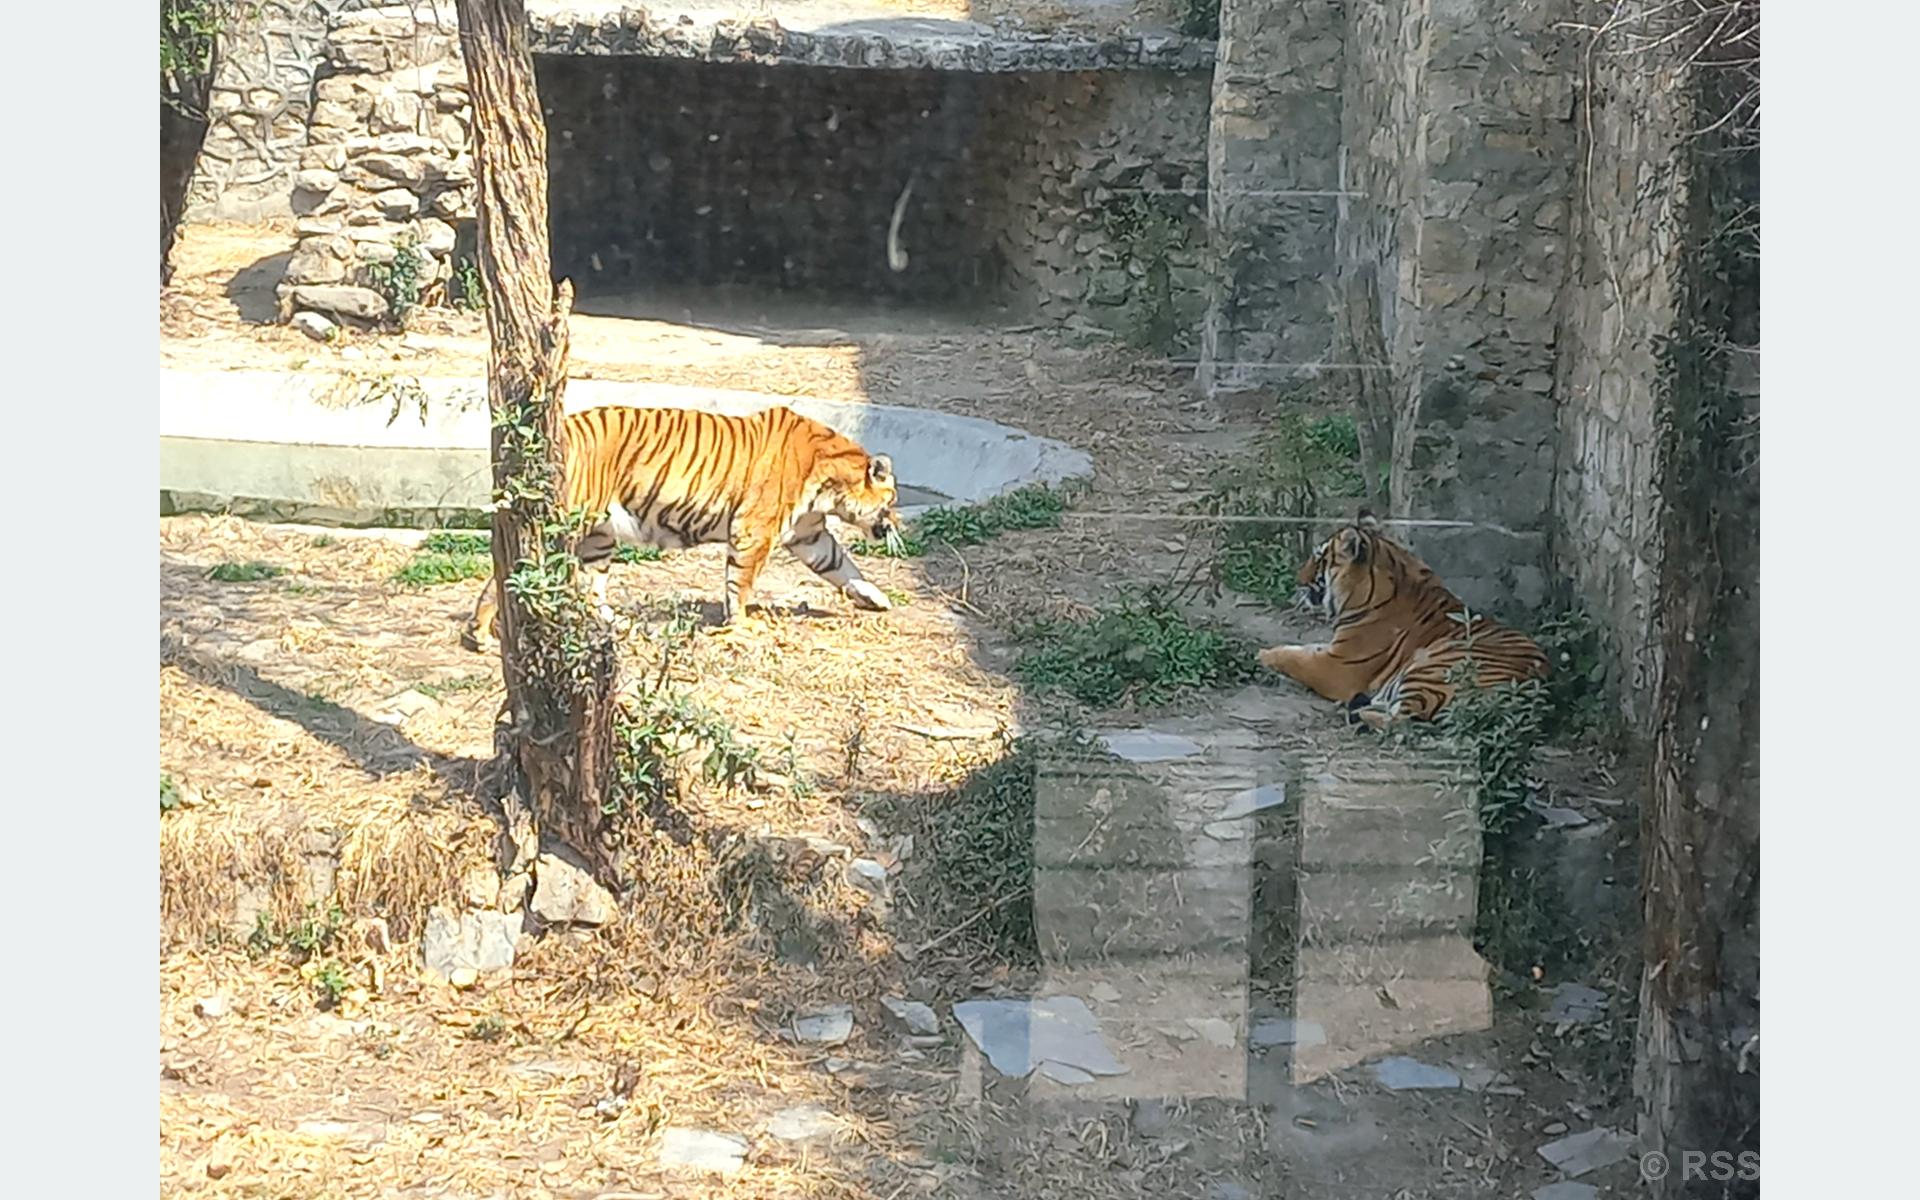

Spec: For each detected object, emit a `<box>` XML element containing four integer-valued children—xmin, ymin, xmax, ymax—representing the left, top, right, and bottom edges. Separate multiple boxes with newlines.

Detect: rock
<box><xmin>421</xmin><ymin>905</ymin><xmax>520</xmax><ymax>979</ymax></box>
<box><xmin>791</xmin><ymin>1004</ymin><xmax>854</xmax><ymax>1045</ymax></box>
<box><xmin>292</xmin><ymin>311</ymin><xmax>337</xmax><ymax>342</ymax></box>
<box><xmin>657</xmin><ymin>1127</ymin><xmax>747</xmax><ymax>1174</ymax></box>
<box><xmin>1371</xmin><ymin>1056</ymin><xmax>1462</xmax><ymax>1090</ymax></box>
<box><xmin>765</xmin><ymin>1104</ymin><xmax>836</xmax><ymax>1141</ymax></box>
<box><xmin>289</xmin><ymin>285</ymin><xmax>389</xmax><ymax>323</ymax></box>
<box><xmin>461</xmin><ymin>865</ymin><xmax>500</xmax><ymax>910</ymax></box>
<box><xmin>1537</xmin><ymin>1128</ymin><xmax>1634</xmax><ymax>1178</ymax></box>
<box><xmin>1097</xmin><ymin>729</ymin><xmax>1203</xmax><ymax>762</ymax></box>
<box><xmin>1543</xmin><ymin>1122</ymin><xmax>1570</xmax><ymax>1135</ymax></box>
<box><xmin>293</xmin><ymin>168</ymin><xmax>339</xmax><ymax>196</ymax></box>
<box><xmin>1456</xmin><ymin>1064</ymin><xmax>1505</xmax><ymax>1091</ymax></box>
<box><xmin>845</xmin><ymin>858</ymin><xmax>889</xmax><ymax>892</ymax></box>
<box><xmin>1532</xmin><ymin>1184</ymin><xmax>1599</xmax><ymax>1200</ymax></box>
<box><xmin>194</xmin><ymin>995</ymin><xmax>230</xmax><ymax>1019</ymax></box>
<box><xmin>371</xmin><ymin>687</ymin><xmax>439</xmax><ymax>726</ymax></box>
<box><xmin>1249</xmin><ymin>1018</ymin><xmax>1325</xmax><ymax>1048</ymax></box>
<box><xmin>448</xmin><ymin>967</ymin><xmax>478</xmax><ymax>990</ymax></box>
<box><xmin>953</xmin><ymin>996</ymin><xmax>1127</xmax><ymax>1081</ymax></box>
<box><xmin>530</xmin><ymin>851</ymin><xmax>618</xmax><ymax>926</ymax></box>
<box><xmin>374</xmin><ymin>187</ymin><xmax>420</xmax><ymax>219</ymax></box>
<box><xmin>1545</xmin><ymin>983</ymin><xmax>1608</xmax><ymax>1025</ymax></box>
<box><xmin>1535</xmin><ymin>805</ymin><xmax>1591</xmax><ymax>829</ymax></box>
<box><xmin>418</xmin><ymin>217</ymin><xmax>457</xmax><ymax>256</ymax></box>
<box><xmin>497</xmin><ymin>871</ymin><xmax>530</xmax><ymax>913</ymax></box>
<box><xmin>285</xmin><ymin>238</ymin><xmax>353</xmax><ymax>286</ymax></box>
<box><xmin>882</xmin><ymin>997</ymin><xmax>940</xmax><ymax>1035</ymax></box>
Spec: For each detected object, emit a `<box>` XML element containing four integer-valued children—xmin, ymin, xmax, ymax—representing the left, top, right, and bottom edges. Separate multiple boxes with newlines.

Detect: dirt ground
<box><xmin>160</xmin><ymin>223</ymin><xmax>1642</xmax><ymax>1199</ymax></box>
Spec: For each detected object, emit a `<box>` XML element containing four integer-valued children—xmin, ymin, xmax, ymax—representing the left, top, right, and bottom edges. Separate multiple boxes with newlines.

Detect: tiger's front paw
<box><xmin>1256</xmin><ymin>645</ymin><xmax>1300</xmax><ymax>673</ymax></box>
<box><xmin>846</xmin><ymin>579</ymin><xmax>892</xmax><ymax>612</ymax></box>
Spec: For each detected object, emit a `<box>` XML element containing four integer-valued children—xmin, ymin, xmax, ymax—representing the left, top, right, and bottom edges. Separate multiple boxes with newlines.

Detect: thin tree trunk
<box><xmin>455</xmin><ymin>0</ymin><xmax>621</xmax><ymax>882</ymax></box>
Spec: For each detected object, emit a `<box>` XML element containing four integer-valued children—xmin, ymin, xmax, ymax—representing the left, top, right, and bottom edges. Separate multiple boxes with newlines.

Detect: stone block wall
<box><xmin>183</xmin><ymin>0</ymin><xmax>349</xmax><ymax>222</ymax></box>
<box><xmin>1549</xmin><ymin>31</ymin><xmax>1692</xmax><ymax>726</ymax></box>
<box><xmin>1326</xmin><ymin>0</ymin><xmax>1575</xmax><ymax>618</ymax></box>
<box><xmin>1198</xmin><ymin>0</ymin><xmax>1346</xmax><ymax>396</ymax></box>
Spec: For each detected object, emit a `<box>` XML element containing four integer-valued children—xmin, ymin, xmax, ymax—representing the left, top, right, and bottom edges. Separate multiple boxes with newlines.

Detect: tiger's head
<box><xmin>1296</xmin><ymin>511</ymin><xmax>1391</xmax><ymax>619</ymax></box>
<box><xmin>822</xmin><ymin>452</ymin><xmax>902</xmax><ymax>543</ymax></box>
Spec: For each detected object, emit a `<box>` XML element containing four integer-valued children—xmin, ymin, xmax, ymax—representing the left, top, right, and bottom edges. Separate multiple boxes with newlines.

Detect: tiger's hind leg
<box><xmin>576</xmin><ymin>524</ymin><xmax>619</xmax><ymax>624</ymax></box>
<box><xmin>785</xmin><ymin>524</ymin><xmax>891</xmax><ymax>613</ymax></box>
<box><xmin>464</xmin><ymin>572</ymin><xmax>501</xmax><ymax>654</ymax></box>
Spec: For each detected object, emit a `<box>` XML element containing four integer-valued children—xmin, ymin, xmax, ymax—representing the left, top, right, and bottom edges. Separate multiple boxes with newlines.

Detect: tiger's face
<box><xmin>1297</xmin><ymin>514</ymin><xmax>1384</xmax><ymax>619</ymax></box>
<box><xmin>827</xmin><ymin>453</ymin><xmax>902</xmax><ymax>542</ymax></box>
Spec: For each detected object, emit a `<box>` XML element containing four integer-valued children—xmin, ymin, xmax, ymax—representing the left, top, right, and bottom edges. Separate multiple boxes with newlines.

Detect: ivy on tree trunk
<box><xmin>454</xmin><ymin>0</ymin><xmax>622</xmax><ymax>883</ymax></box>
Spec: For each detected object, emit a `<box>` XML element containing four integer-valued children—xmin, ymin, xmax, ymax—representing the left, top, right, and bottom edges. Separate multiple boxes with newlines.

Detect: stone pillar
<box><xmin>1198</xmin><ymin>0</ymin><xmax>1347</xmax><ymax>401</ymax></box>
<box><xmin>184</xmin><ymin>1</ymin><xmax>349</xmax><ymax>223</ymax></box>
<box><xmin>277</xmin><ymin>6</ymin><xmax>477</xmax><ymax>329</ymax></box>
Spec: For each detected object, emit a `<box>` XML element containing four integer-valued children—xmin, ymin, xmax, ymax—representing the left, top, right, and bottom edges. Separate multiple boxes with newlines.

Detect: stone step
<box><xmin>1034</xmin><ymin>865</ymin><xmax>1253</xmax><ymax>963</ymax></box>
<box><xmin>1295</xmin><ymin>865</ymin><xmax>1480</xmax><ymax>944</ymax></box>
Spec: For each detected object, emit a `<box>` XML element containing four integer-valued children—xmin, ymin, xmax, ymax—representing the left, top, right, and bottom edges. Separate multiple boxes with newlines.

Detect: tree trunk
<box><xmin>455</xmin><ymin>0</ymin><xmax>622</xmax><ymax>882</ymax></box>
<box><xmin>1635</xmin><ymin>42</ymin><xmax>1760</xmax><ymax>1197</ymax></box>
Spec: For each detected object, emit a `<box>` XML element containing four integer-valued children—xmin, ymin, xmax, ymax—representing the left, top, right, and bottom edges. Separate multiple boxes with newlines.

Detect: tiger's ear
<box><xmin>1340</xmin><ymin>527</ymin><xmax>1370</xmax><ymax>563</ymax></box>
<box><xmin>867</xmin><ymin>455</ymin><xmax>893</xmax><ymax>484</ymax></box>
<box><xmin>1356</xmin><ymin>508</ymin><xmax>1382</xmax><ymax>532</ymax></box>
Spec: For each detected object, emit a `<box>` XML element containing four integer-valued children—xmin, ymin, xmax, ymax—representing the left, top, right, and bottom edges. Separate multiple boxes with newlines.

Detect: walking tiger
<box><xmin>465</xmin><ymin>404</ymin><xmax>901</xmax><ymax>651</ymax></box>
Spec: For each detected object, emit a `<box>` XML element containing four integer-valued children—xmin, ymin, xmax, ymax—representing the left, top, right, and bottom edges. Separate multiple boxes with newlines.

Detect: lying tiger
<box><xmin>465</xmin><ymin>404</ymin><xmax>901</xmax><ymax>651</ymax></box>
<box><xmin>1256</xmin><ymin>513</ymin><xmax>1549</xmax><ymax>730</ymax></box>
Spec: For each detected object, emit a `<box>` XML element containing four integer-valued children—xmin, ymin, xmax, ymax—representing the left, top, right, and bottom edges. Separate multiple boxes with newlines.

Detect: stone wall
<box><xmin>995</xmin><ymin>70</ymin><xmax>1212</xmax><ymax>344</ymax></box>
<box><xmin>183</xmin><ymin>0</ymin><xmax>349</xmax><ymax>222</ymax></box>
<box><xmin>277</xmin><ymin>5</ymin><xmax>1211</xmax><ymax>330</ymax></box>
<box><xmin>1323</xmin><ymin>0</ymin><xmax>1575</xmax><ymax>618</ymax></box>
<box><xmin>276</xmin><ymin>5</ymin><xmax>473</xmax><ymax>328</ymax></box>
<box><xmin>1549</xmin><ymin>37</ymin><xmax>1691</xmax><ymax>726</ymax></box>
<box><xmin>1198</xmin><ymin>0</ymin><xmax>1346</xmax><ymax>396</ymax></box>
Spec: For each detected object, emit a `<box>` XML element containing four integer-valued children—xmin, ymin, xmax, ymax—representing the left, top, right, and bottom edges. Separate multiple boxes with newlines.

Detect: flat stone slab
<box><xmin>765</xmin><ymin>1104</ymin><xmax>837</xmax><ymax>1141</ymax></box>
<box><xmin>1544</xmin><ymin>983</ymin><xmax>1608</xmax><ymax>1025</ymax></box>
<box><xmin>1537</xmin><ymin>1128</ymin><xmax>1635</xmax><ymax>1178</ymax></box>
<box><xmin>657</xmin><ymin>1127</ymin><xmax>748</xmax><ymax>1173</ymax></box>
<box><xmin>790</xmin><ymin>1005</ymin><xmax>855</xmax><ymax>1045</ymax></box>
<box><xmin>953</xmin><ymin>996</ymin><xmax>1128</xmax><ymax>1082</ymax></box>
<box><xmin>882</xmin><ymin>997</ymin><xmax>940</xmax><ymax>1036</ymax></box>
<box><xmin>421</xmin><ymin>906</ymin><xmax>521</xmax><ymax>979</ymax></box>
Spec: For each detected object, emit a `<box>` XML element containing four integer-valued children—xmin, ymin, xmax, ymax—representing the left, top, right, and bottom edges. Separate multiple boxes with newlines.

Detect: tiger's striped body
<box><xmin>1255</xmin><ymin>514</ymin><xmax>1548</xmax><ymax>730</ymax></box>
<box><xmin>466</xmin><ymin>405</ymin><xmax>901</xmax><ymax>649</ymax></box>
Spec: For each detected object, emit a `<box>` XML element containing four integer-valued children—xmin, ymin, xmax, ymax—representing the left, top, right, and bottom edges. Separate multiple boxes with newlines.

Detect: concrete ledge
<box><xmin>158</xmin><ymin>369</ymin><xmax>1092</xmax><ymax>521</ymax></box>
